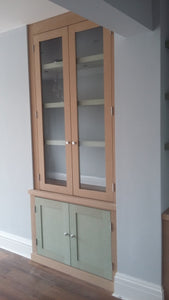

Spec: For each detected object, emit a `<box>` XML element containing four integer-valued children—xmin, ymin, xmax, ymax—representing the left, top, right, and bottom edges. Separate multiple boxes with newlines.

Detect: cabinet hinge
<box><xmin>33</xmin><ymin>44</ymin><xmax>35</xmax><ymax>53</ymax></box>
<box><xmin>112</xmin><ymin>183</ymin><xmax>116</xmax><ymax>192</ymax></box>
<box><xmin>111</xmin><ymin>106</ymin><xmax>114</xmax><ymax>116</ymax></box>
<box><xmin>34</xmin><ymin>205</ymin><xmax>37</xmax><ymax>213</ymax></box>
<box><xmin>111</xmin><ymin>222</ymin><xmax>114</xmax><ymax>232</ymax></box>
<box><xmin>38</xmin><ymin>174</ymin><xmax>41</xmax><ymax>181</ymax></box>
<box><xmin>112</xmin><ymin>262</ymin><xmax>114</xmax><ymax>270</ymax></box>
<box><xmin>35</xmin><ymin>111</ymin><xmax>38</xmax><ymax>119</ymax></box>
<box><xmin>36</xmin><ymin>238</ymin><xmax>38</xmax><ymax>246</ymax></box>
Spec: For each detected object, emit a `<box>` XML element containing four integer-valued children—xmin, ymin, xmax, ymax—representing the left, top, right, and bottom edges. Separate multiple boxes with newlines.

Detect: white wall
<box><xmin>114</xmin><ymin>27</ymin><xmax>161</xmax><ymax>285</ymax></box>
<box><xmin>0</xmin><ymin>26</ymin><xmax>33</xmax><ymax>239</ymax></box>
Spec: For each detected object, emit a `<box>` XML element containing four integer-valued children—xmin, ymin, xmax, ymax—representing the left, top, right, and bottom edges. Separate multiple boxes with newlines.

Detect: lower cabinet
<box><xmin>35</xmin><ymin>197</ymin><xmax>112</xmax><ymax>280</ymax></box>
<box><xmin>35</xmin><ymin>198</ymin><xmax>70</xmax><ymax>265</ymax></box>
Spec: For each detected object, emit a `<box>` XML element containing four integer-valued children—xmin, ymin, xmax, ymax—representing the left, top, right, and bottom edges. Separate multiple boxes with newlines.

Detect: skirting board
<box><xmin>0</xmin><ymin>231</ymin><xmax>32</xmax><ymax>259</ymax></box>
<box><xmin>113</xmin><ymin>272</ymin><xmax>164</xmax><ymax>300</ymax></box>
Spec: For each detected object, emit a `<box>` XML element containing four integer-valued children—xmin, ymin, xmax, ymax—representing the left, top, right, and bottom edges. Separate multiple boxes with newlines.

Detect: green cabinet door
<box><xmin>69</xmin><ymin>204</ymin><xmax>112</xmax><ymax>280</ymax></box>
<box><xmin>35</xmin><ymin>197</ymin><xmax>70</xmax><ymax>265</ymax></box>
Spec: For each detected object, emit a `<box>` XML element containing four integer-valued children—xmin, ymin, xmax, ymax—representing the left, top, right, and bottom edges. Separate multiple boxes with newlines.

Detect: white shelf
<box><xmin>79</xmin><ymin>141</ymin><xmax>105</xmax><ymax>148</ymax></box>
<box><xmin>78</xmin><ymin>99</ymin><xmax>104</xmax><ymax>106</ymax></box>
<box><xmin>44</xmin><ymin>102</ymin><xmax>64</xmax><ymax>109</ymax></box>
<box><xmin>77</xmin><ymin>54</ymin><xmax>103</xmax><ymax>64</ymax></box>
<box><xmin>43</xmin><ymin>61</ymin><xmax>63</xmax><ymax>71</ymax></box>
<box><xmin>44</xmin><ymin>99</ymin><xmax>103</xmax><ymax>108</ymax></box>
<box><xmin>46</xmin><ymin>171</ymin><xmax>106</xmax><ymax>187</ymax></box>
<box><xmin>45</xmin><ymin>140</ymin><xmax>65</xmax><ymax>146</ymax></box>
<box><xmin>45</xmin><ymin>140</ymin><xmax>105</xmax><ymax>147</ymax></box>
<box><xmin>42</xmin><ymin>54</ymin><xmax>103</xmax><ymax>72</ymax></box>
<box><xmin>77</xmin><ymin>54</ymin><xmax>103</xmax><ymax>70</ymax></box>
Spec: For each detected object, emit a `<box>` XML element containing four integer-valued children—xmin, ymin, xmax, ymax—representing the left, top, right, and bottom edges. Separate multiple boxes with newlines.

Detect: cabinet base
<box><xmin>31</xmin><ymin>252</ymin><xmax>114</xmax><ymax>292</ymax></box>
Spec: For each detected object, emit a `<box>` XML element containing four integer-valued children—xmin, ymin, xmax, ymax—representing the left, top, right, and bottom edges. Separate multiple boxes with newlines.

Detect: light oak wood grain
<box><xmin>28</xmin><ymin>12</ymin><xmax>86</xmax><ymax>35</ymax></box>
<box><xmin>29</xmin><ymin>189</ymin><xmax>116</xmax><ymax>211</ymax></box>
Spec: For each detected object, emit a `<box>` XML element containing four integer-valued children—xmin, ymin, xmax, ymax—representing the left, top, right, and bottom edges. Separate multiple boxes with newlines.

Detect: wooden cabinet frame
<box><xmin>28</xmin><ymin>13</ymin><xmax>115</xmax><ymax>202</ymax></box>
<box><xmin>28</xmin><ymin>12</ymin><xmax>116</xmax><ymax>291</ymax></box>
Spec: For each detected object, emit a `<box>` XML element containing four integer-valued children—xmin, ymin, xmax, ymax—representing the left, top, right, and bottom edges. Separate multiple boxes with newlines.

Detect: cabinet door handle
<box><xmin>65</xmin><ymin>141</ymin><xmax>70</xmax><ymax>145</ymax></box>
<box><xmin>72</xmin><ymin>141</ymin><xmax>77</xmax><ymax>145</ymax></box>
<box><xmin>64</xmin><ymin>232</ymin><xmax>70</xmax><ymax>236</ymax></box>
<box><xmin>70</xmin><ymin>234</ymin><xmax>76</xmax><ymax>238</ymax></box>
<box><xmin>75</xmin><ymin>212</ymin><xmax>79</xmax><ymax>261</ymax></box>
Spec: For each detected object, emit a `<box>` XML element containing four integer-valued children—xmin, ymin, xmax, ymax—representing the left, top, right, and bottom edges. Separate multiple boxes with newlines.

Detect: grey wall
<box><xmin>0</xmin><ymin>26</ymin><xmax>33</xmax><ymax>239</ymax></box>
<box><xmin>115</xmin><ymin>28</ymin><xmax>161</xmax><ymax>284</ymax></box>
<box><xmin>160</xmin><ymin>0</ymin><xmax>169</xmax><ymax>213</ymax></box>
<box><xmin>0</xmin><ymin>10</ymin><xmax>163</xmax><ymax>288</ymax></box>
<box><xmin>103</xmin><ymin>0</ymin><xmax>153</xmax><ymax>29</ymax></box>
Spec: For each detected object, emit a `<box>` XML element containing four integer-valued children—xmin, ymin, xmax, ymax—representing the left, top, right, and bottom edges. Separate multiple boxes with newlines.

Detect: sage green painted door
<box><xmin>35</xmin><ymin>197</ymin><xmax>70</xmax><ymax>265</ymax></box>
<box><xmin>69</xmin><ymin>204</ymin><xmax>112</xmax><ymax>280</ymax></box>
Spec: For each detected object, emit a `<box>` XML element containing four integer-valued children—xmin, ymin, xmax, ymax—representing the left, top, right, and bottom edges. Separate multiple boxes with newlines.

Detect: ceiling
<box><xmin>49</xmin><ymin>0</ymin><xmax>156</xmax><ymax>37</ymax></box>
<box><xmin>0</xmin><ymin>0</ymin><xmax>67</xmax><ymax>34</ymax></box>
<box><xmin>0</xmin><ymin>0</ymin><xmax>158</xmax><ymax>37</ymax></box>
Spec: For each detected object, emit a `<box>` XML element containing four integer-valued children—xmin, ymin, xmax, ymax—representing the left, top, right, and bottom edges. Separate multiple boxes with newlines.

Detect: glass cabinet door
<box><xmin>76</xmin><ymin>27</ymin><xmax>105</xmax><ymax>191</ymax></box>
<box><xmin>69</xmin><ymin>22</ymin><xmax>114</xmax><ymax>201</ymax></box>
<box><xmin>34</xmin><ymin>28</ymin><xmax>72</xmax><ymax>194</ymax></box>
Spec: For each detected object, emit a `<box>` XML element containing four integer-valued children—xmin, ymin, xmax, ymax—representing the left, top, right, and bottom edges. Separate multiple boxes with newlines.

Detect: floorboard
<box><xmin>0</xmin><ymin>249</ymin><xmax>119</xmax><ymax>300</ymax></box>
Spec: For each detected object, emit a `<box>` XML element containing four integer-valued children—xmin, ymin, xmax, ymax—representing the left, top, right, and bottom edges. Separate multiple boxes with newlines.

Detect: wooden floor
<box><xmin>0</xmin><ymin>249</ymin><xmax>119</xmax><ymax>300</ymax></box>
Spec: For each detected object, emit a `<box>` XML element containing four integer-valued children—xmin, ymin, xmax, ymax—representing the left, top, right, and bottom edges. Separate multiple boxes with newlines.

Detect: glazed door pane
<box><xmin>75</xmin><ymin>27</ymin><xmax>106</xmax><ymax>192</ymax></box>
<box><xmin>40</xmin><ymin>37</ymin><xmax>67</xmax><ymax>186</ymax></box>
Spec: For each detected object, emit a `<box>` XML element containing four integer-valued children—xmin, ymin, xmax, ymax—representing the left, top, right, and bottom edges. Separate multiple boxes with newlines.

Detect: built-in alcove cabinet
<box><xmin>28</xmin><ymin>12</ymin><xmax>116</xmax><ymax>292</ymax></box>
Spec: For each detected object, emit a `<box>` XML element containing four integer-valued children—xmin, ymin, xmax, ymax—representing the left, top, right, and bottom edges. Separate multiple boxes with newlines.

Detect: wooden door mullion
<box><xmin>68</xmin><ymin>24</ymin><xmax>80</xmax><ymax>196</ymax></box>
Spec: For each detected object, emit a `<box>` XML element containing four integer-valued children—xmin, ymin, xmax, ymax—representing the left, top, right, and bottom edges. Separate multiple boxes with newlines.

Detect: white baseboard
<box><xmin>113</xmin><ymin>272</ymin><xmax>164</xmax><ymax>300</ymax></box>
<box><xmin>0</xmin><ymin>231</ymin><xmax>32</xmax><ymax>259</ymax></box>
